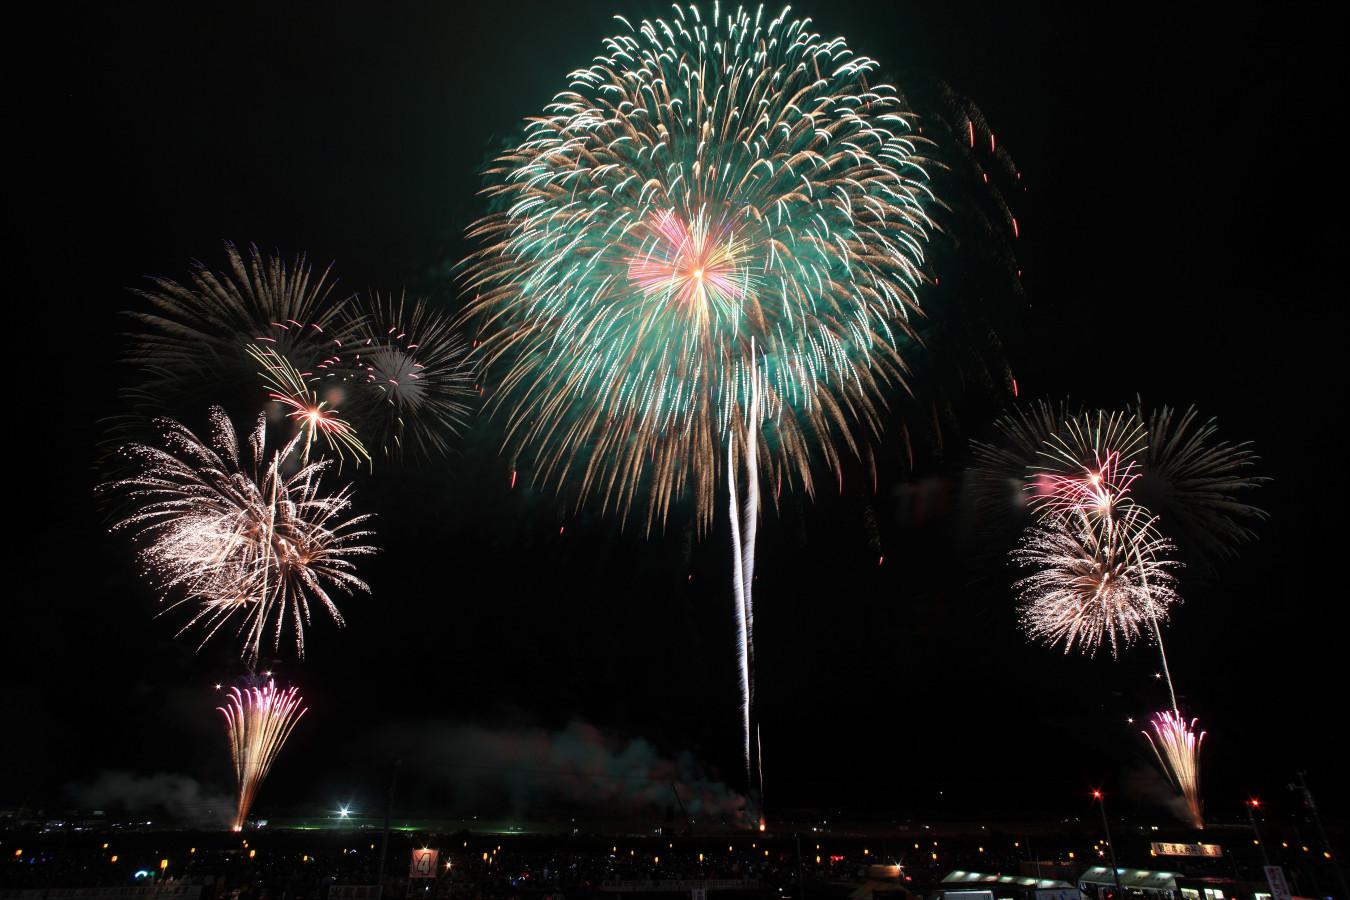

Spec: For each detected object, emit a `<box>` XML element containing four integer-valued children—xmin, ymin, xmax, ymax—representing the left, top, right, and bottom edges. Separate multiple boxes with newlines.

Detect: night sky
<box><xmin>7</xmin><ymin>3</ymin><xmax>1347</xmax><ymax>827</ymax></box>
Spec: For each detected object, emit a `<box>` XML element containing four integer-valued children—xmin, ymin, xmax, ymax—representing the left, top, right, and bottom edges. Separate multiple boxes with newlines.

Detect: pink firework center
<box><xmin>1031</xmin><ymin>448</ymin><xmax>1142</xmax><ymax>519</ymax></box>
<box><xmin>627</xmin><ymin>210</ymin><xmax>752</xmax><ymax>316</ymax></box>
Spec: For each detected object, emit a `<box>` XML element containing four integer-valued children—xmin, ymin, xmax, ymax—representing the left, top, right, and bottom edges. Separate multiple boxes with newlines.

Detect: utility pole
<box><xmin>377</xmin><ymin>759</ymin><xmax>402</xmax><ymax>898</ymax></box>
<box><xmin>1247</xmin><ymin>800</ymin><xmax>1271</xmax><ymax>868</ymax></box>
<box><xmin>1093</xmin><ymin>790</ymin><xmax>1125</xmax><ymax>900</ymax></box>
<box><xmin>794</xmin><ymin>833</ymin><xmax>807</xmax><ymax>900</ymax></box>
<box><xmin>1291</xmin><ymin>771</ymin><xmax>1349</xmax><ymax>900</ymax></box>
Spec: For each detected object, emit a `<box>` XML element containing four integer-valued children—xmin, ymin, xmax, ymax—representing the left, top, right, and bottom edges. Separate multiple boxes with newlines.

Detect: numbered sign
<box><xmin>410</xmin><ymin>849</ymin><xmax>439</xmax><ymax>879</ymax></box>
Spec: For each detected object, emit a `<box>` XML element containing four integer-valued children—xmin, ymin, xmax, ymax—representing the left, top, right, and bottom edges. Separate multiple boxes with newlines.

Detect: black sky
<box><xmin>7</xmin><ymin>3</ymin><xmax>1347</xmax><ymax>826</ymax></box>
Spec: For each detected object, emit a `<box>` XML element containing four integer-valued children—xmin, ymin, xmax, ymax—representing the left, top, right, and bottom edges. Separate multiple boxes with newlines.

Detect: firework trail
<box><xmin>218</xmin><ymin>680</ymin><xmax>307</xmax><ymax>831</ymax></box>
<box><xmin>104</xmin><ymin>407</ymin><xmax>377</xmax><ymax>665</ymax></box>
<box><xmin>464</xmin><ymin>4</ymin><xmax>942</xmax><ymax>796</ymax></box>
<box><xmin>1144</xmin><ymin>708</ymin><xmax>1206</xmax><ymax>829</ymax></box>
<box><xmin>249</xmin><ymin>344</ymin><xmax>370</xmax><ymax>466</ymax></box>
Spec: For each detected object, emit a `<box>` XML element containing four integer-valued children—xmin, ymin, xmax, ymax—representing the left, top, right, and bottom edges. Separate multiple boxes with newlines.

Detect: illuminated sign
<box><xmin>1150</xmin><ymin>842</ymin><xmax>1223</xmax><ymax>858</ymax></box>
<box><xmin>410</xmin><ymin>848</ymin><xmax>439</xmax><ymax>878</ymax></box>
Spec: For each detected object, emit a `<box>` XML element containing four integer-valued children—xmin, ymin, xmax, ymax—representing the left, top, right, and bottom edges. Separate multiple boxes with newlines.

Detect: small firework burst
<box><xmin>1030</xmin><ymin>448</ymin><xmax>1142</xmax><ymax>521</ymax></box>
<box><xmin>105</xmin><ymin>406</ymin><xmax>377</xmax><ymax>664</ymax></box>
<box><xmin>326</xmin><ymin>294</ymin><xmax>474</xmax><ymax>459</ymax></box>
<box><xmin>1014</xmin><ymin>504</ymin><xmax>1179</xmax><ymax>657</ymax></box>
<box><xmin>219</xmin><ymin>679</ymin><xmax>307</xmax><ymax>831</ymax></box>
<box><xmin>249</xmin><ymin>344</ymin><xmax>369</xmax><ymax>465</ymax></box>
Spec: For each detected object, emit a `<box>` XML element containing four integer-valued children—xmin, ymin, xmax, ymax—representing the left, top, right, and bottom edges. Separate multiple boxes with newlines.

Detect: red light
<box><xmin>1092</xmin><ymin>790</ymin><xmax>1102</xmax><ymax>799</ymax></box>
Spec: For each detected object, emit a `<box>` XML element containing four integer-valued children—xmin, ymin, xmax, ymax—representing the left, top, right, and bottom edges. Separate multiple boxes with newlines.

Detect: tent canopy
<box><xmin>1078</xmin><ymin>867</ymin><xmax>1180</xmax><ymax>891</ymax></box>
<box><xmin>943</xmin><ymin>871</ymin><xmax>1074</xmax><ymax>890</ymax></box>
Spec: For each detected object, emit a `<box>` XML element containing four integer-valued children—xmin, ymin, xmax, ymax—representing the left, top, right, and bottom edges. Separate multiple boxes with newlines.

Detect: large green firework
<box><xmin>464</xmin><ymin>4</ymin><xmax>938</xmax><ymax>527</ymax></box>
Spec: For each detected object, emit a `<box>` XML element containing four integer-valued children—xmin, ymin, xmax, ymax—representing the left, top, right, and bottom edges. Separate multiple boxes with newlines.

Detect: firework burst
<box><xmin>219</xmin><ymin>680</ymin><xmax>307</xmax><ymax>831</ymax></box>
<box><xmin>1130</xmin><ymin>401</ymin><xmax>1267</xmax><ymax>567</ymax></box>
<box><xmin>105</xmin><ymin>406</ymin><xmax>377</xmax><ymax>665</ymax></box>
<box><xmin>328</xmin><ymin>294</ymin><xmax>475</xmax><ymax>459</ymax></box>
<box><xmin>1014</xmin><ymin>504</ymin><xmax>1179</xmax><ymax>657</ymax></box>
<box><xmin>1144</xmin><ymin>708</ymin><xmax>1206</xmax><ymax>829</ymax></box>
<box><xmin>464</xmin><ymin>4</ymin><xmax>941</xmax><ymax>795</ymax></box>
<box><xmin>969</xmin><ymin>399</ymin><xmax>1263</xmax><ymax>569</ymax></box>
<box><xmin>124</xmin><ymin>243</ymin><xmax>360</xmax><ymax>411</ymax></box>
<box><xmin>249</xmin><ymin>344</ymin><xmax>370</xmax><ymax>466</ymax></box>
<box><xmin>463</xmin><ymin>4</ymin><xmax>936</xmax><ymax>526</ymax></box>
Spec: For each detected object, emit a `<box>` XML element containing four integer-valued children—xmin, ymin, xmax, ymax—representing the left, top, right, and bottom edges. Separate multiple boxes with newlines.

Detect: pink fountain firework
<box><xmin>1144</xmin><ymin>708</ymin><xmax>1206</xmax><ymax>829</ymax></box>
<box><xmin>219</xmin><ymin>680</ymin><xmax>307</xmax><ymax>831</ymax></box>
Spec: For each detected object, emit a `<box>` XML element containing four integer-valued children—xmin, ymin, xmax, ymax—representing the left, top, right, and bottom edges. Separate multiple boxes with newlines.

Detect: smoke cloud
<box><xmin>379</xmin><ymin>719</ymin><xmax>747</xmax><ymax>824</ymax></box>
<box><xmin>1123</xmin><ymin>762</ymin><xmax>1196</xmax><ymax>826</ymax></box>
<box><xmin>66</xmin><ymin>771</ymin><xmax>234</xmax><ymax>827</ymax></box>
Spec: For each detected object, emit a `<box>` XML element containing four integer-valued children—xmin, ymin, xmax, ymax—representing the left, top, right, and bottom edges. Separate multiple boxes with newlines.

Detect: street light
<box><xmin>338</xmin><ymin>805</ymin><xmax>352</xmax><ymax>820</ymax></box>
<box><xmin>1093</xmin><ymin>790</ymin><xmax>1125</xmax><ymax>900</ymax></box>
<box><xmin>1247</xmin><ymin>800</ymin><xmax>1271</xmax><ymax>868</ymax></box>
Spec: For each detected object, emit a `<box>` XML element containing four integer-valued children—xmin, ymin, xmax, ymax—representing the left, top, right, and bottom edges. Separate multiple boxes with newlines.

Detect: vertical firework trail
<box><xmin>219</xmin><ymin>680</ymin><xmax>307</xmax><ymax>831</ymax></box>
<box><xmin>726</xmin><ymin>346</ymin><xmax>762</xmax><ymax>798</ymax></box>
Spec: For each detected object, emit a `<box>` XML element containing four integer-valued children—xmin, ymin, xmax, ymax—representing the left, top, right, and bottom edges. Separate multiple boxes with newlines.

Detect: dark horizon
<box><xmin>6</xmin><ymin>2</ymin><xmax>1346</xmax><ymax>832</ymax></box>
